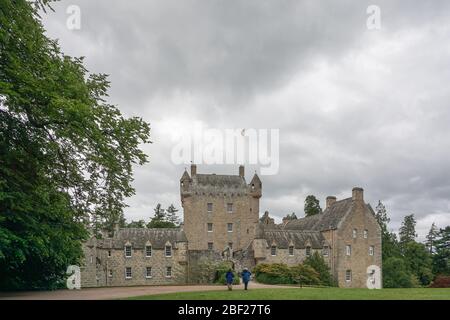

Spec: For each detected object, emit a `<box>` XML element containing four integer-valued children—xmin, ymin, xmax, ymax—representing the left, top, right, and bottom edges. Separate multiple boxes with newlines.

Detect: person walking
<box><xmin>241</xmin><ymin>268</ymin><xmax>252</xmax><ymax>290</ymax></box>
<box><xmin>225</xmin><ymin>269</ymin><xmax>234</xmax><ymax>291</ymax></box>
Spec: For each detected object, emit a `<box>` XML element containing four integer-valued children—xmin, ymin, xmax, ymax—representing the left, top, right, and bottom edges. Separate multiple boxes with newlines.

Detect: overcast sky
<box><xmin>41</xmin><ymin>0</ymin><xmax>450</xmax><ymax>240</ymax></box>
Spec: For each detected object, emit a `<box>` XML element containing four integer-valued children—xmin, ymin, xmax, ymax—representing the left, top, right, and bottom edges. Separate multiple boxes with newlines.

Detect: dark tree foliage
<box><xmin>432</xmin><ymin>226</ymin><xmax>450</xmax><ymax>276</ymax></box>
<box><xmin>126</xmin><ymin>220</ymin><xmax>146</xmax><ymax>228</ymax></box>
<box><xmin>425</xmin><ymin>222</ymin><xmax>439</xmax><ymax>254</ymax></box>
<box><xmin>399</xmin><ymin>214</ymin><xmax>417</xmax><ymax>247</ymax></box>
<box><xmin>304</xmin><ymin>252</ymin><xmax>334</xmax><ymax>286</ymax></box>
<box><xmin>147</xmin><ymin>204</ymin><xmax>176</xmax><ymax>228</ymax></box>
<box><xmin>304</xmin><ymin>195</ymin><xmax>322</xmax><ymax>217</ymax></box>
<box><xmin>0</xmin><ymin>0</ymin><xmax>150</xmax><ymax>289</ymax></box>
<box><xmin>166</xmin><ymin>204</ymin><xmax>180</xmax><ymax>226</ymax></box>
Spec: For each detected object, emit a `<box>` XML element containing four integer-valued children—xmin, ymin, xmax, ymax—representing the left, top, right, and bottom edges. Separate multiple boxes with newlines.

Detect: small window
<box><xmin>165</xmin><ymin>245</ymin><xmax>172</xmax><ymax>257</ymax></box>
<box><xmin>228</xmin><ymin>242</ymin><xmax>233</xmax><ymax>250</ymax></box>
<box><xmin>346</xmin><ymin>245</ymin><xmax>352</xmax><ymax>256</ymax></box>
<box><xmin>208</xmin><ymin>242</ymin><xmax>214</xmax><ymax>250</ymax></box>
<box><xmin>369</xmin><ymin>245</ymin><xmax>374</xmax><ymax>256</ymax></box>
<box><xmin>271</xmin><ymin>246</ymin><xmax>277</xmax><ymax>256</ymax></box>
<box><xmin>166</xmin><ymin>267</ymin><xmax>172</xmax><ymax>278</ymax></box>
<box><xmin>289</xmin><ymin>246</ymin><xmax>294</xmax><ymax>256</ymax></box>
<box><xmin>227</xmin><ymin>203</ymin><xmax>233</xmax><ymax>213</ymax></box>
<box><xmin>90</xmin><ymin>256</ymin><xmax>94</xmax><ymax>264</ymax></box>
<box><xmin>207</xmin><ymin>223</ymin><xmax>213</xmax><ymax>232</ymax></box>
<box><xmin>108</xmin><ymin>250</ymin><xmax>111</xmax><ymax>257</ymax></box>
<box><xmin>125</xmin><ymin>267</ymin><xmax>132</xmax><ymax>279</ymax></box>
<box><xmin>345</xmin><ymin>270</ymin><xmax>352</xmax><ymax>282</ymax></box>
<box><xmin>146</xmin><ymin>245</ymin><xmax>152</xmax><ymax>257</ymax></box>
<box><xmin>364</xmin><ymin>230</ymin><xmax>368</xmax><ymax>239</ymax></box>
<box><xmin>352</xmin><ymin>229</ymin><xmax>357</xmax><ymax>239</ymax></box>
<box><xmin>227</xmin><ymin>223</ymin><xmax>233</xmax><ymax>232</ymax></box>
<box><xmin>322</xmin><ymin>246</ymin><xmax>329</xmax><ymax>257</ymax></box>
<box><xmin>306</xmin><ymin>246</ymin><xmax>311</xmax><ymax>257</ymax></box>
<box><xmin>207</xmin><ymin>203</ymin><xmax>213</xmax><ymax>212</ymax></box>
<box><xmin>125</xmin><ymin>245</ymin><xmax>132</xmax><ymax>258</ymax></box>
<box><xmin>108</xmin><ymin>270</ymin><xmax>113</xmax><ymax>278</ymax></box>
<box><xmin>146</xmin><ymin>267</ymin><xmax>152</xmax><ymax>278</ymax></box>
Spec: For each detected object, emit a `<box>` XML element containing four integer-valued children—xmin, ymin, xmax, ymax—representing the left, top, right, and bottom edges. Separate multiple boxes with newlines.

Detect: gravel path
<box><xmin>0</xmin><ymin>283</ymin><xmax>292</xmax><ymax>300</ymax></box>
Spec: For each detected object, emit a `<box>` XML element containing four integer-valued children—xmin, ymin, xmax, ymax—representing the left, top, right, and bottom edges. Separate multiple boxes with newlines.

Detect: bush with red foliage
<box><xmin>429</xmin><ymin>275</ymin><xmax>450</xmax><ymax>288</ymax></box>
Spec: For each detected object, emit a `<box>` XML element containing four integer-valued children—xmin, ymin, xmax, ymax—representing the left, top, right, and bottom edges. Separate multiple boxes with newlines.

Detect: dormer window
<box><xmin>251</xmin><ymin>184</ymin><xmax>255</xmax><ymax>190</ymax></box>
<box><xmin>289</xmin><ymin>246</ymin><xmax>294</xmax><ymax>256</ymax></box>
<box><xmin>165</xmin><ymin>245</ymin><xmax>172</xmax><ymax>257</ymax></box>
<box><xmin>146</xmin><ymin>245</ymin><xmax>152</xmax><ymax>257</ymax></box>
<box><xmin>323</xmin><ymin>246</ymin><xmax>329</xmax><ymax>257</ymax></box>
<box><xmin>271</xmin><ymin>246</ymin><xmax>277</xmax><ymax>256</ymax></box>
<box><xmin>306</xmin><ymin>246</ymin><xmax>311</xmax><ymax>257</ymax></box>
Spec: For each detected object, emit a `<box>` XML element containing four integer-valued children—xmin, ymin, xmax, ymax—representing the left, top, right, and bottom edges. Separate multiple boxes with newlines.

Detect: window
<box><xmin>227</xmin><ymin>223</ymin><xmax>233</xmax><ymax>232</ymax></box>
<box><xmin>165</xmin><ymin>245</ymin><xmax>172</xmax><ymax>257</ymax></box>
<box><xmin>108</xmin><ymin>250</ymin><xmax>111</xmax><ymax>257</ymax></box>
<box><xmin>322</xmin><ymin>246</ymin><xmax>329</xmax><ymax>257</ymax></box>
<box><xmin>108</xmin><ymin>270</ymin><xmax>113</xmax><ymax>278</ymax></box>
<box><xmin>345</xmin><ymin>270</ymin><xmax>352</xmax><ymax>282</ymax></box>
<box><xmin>125</xmin><ymin>245</ymin><xmax>132</xmax><ymax>258</ymax></box>
<box><xmin>346</xmin><ymin>245</ymin><xmax>352</xmax><ymax>256</ymax></box>
<box><xmin>364</xmin><ymin>230</ymin><xmax>368</xmax><ymax>239</ymax></box>
<box><xmin>289</xmin><ymin>246</ymin><xmax>294</xmax><ymax>256</ymax></box>
<box><xmin>227</xmin><ymin>203</ymin><xmax>233</xmax><ymax>213</ymax></box>
<box><xmin>146</xmin><ymin>245</ymin><xmax>152</xmax><ymax>257</ymax></box>
<box><xmin>146</xmin><ymin>267</ymin><xmax>152</xmax><ymax>278</ymax></box>
<box><xmin>166</xmin><ymin>267</ymin><xmax>172</xmax><ymax>278</ymax></box>
<box><xmin>207</xmin><ymin>223</ymin><xmax>213</xmax><ymax>232</ymax></box>
<box><xmin>352</xmin><ymin>229</ymin><xmax>357</xmax><ymax>239</ymax></box>
<box><xmin>369</xmin><ymin>245</ymin><xmax>374</xmax><ymax>256</ymax></box>
<box><xmin>208</xmin><ymin>242</ymin><xmax>214</xmax><ymax>250</ymax></box>
<box><xmin>90</xmin><ymin>256</ymin><xmax>93</xmax><ymax>264</ymax></box>
<box><xmin>125</xmin><ymin>267</ymin><xmax>132</xmax><ymax>279</ymax></box>
<box><xmin>306</xmin><ymin>246</ymin><xmax>311</xmax><ymax>257</ymax></box>
<box><xmin>207</xmin><ymin>203</ymin><xmax>213</xmax><ymax>213</ymax></box>
<box><xmin>271</xmin><ymin>246</ymin><xmax>277</xmax><ymax>256</ymax></box>
<box><xmin>228</xmin><ymin>242</ymin><xmax>233</xmax><ymax>250</ymax></box>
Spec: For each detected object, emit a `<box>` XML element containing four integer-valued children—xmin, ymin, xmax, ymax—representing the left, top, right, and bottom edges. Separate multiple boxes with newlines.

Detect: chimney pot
<box><xmin>191</xmin><ymin>164</ymin><xmax>197</xmax><ymax>176</ymax></box>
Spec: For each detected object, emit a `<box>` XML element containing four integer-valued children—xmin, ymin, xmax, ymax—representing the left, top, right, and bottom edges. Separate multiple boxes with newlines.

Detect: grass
<box><xmin>127</xmin><ymin>287</ymin><xmax>450</xmax><ymax>300</ymax></box>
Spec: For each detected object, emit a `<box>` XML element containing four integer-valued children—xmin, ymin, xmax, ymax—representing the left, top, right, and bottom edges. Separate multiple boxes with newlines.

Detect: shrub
<box><xmin>430</xmin><ymin>275</ymin><xmax>450</xmax><ymax>288</ymax></box>
<box><xmin>383</xmin><ymin>257</ymin><xmax>415</xmax><ymax>288</ymax></box>
<box><xmin>214</xmin><ymin>263</ymin><xmax>240</xmax><ymax>285</ymax></box>
<box><xmin>254</xmin><ymin>263</ymin><xmax>292</xmax><ymax>284</ymax></box>
<box><xmin>290</xmin><ymin>264</ymin><xmax>321</xmax><ymax>286</ymax></box>
<box><xmin>304</xmin><ymin>252</ymin><xmax>335</xmax><ymax>286</ymax></box>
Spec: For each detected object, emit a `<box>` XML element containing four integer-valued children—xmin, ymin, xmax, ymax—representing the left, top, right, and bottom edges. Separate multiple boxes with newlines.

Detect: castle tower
<box><xmin>180</xmin><ymin>165</ymin><xmax>261</xmax><ymax>252</ymax></box>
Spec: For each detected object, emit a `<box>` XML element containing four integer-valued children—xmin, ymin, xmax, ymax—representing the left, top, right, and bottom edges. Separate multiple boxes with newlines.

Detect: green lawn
<box><xmin>128</xmin><ymin>287</ymin><xmax>450</xmax><ymax>300</ymax></box>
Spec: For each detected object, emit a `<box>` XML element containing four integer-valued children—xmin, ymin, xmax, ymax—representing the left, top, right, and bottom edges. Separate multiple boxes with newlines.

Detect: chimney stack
<box><xmin>191</xmin><ymin>164</ymin><xmax>197</xmax><ymax>176</ymax></box>
<box><xmin>239</xmin><ymin>165</ymin><xmax>245</xmax><ymax>178</ymax></box>
<box><xmin>326</xmin><ymin>196</ymin><xmax>337</xmax><ymax>209</ymax></box>
<box><xmin>352</xmin><ymin>187</ymin><xmax>364</xmax><ymax>202</ymax></box>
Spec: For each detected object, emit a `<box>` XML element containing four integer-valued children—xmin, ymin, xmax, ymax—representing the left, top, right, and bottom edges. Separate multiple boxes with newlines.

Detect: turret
<box><xmin>180</xmin><ymin>169</ymin><xmax>192</xmax><ymax>200</ymax></box>
<box><xmin>249</xmin><ymin>173</ymin><xmax>262</xmax><ymax>198</ymax></box>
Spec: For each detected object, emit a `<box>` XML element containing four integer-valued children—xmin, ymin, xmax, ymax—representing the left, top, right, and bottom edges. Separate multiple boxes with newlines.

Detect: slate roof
<box><xmin>283</xmin><ymin>197</ymin><xmax>375</xmax><ymax>232</ymax></box>
<box><xmin>261</xmin><ymin>229</ymin><xmax>325</xmax><ymax>249</ymax></box>
<box><xmin>194</xmin><ymin>174</ymin><xmax>246</xmax><ymax>188</ymax></box>
<box><xmin>95</xmin><ymin>228</ymin><xmax>187</xmax><ymax>249</ymax></box>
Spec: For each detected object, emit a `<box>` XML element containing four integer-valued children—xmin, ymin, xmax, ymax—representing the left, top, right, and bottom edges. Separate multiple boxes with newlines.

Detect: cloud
<box><xmin>41</xmin><ymin>1</ymin><xmax>450</xmax><ymax>237</ymax></box>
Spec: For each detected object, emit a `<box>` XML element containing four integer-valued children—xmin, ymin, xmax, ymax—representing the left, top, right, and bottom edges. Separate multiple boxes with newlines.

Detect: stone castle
<box><xmin>81</xmin><ymin>165</ymin><xmax>382</xmax><ymax>288</ymax></box>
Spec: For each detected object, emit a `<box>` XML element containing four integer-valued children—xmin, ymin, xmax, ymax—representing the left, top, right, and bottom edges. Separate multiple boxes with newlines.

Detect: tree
<box><xmin>126</xmin><ymin>220</ymin><xmax>146</xmax><ymax>228</ymax></box>
<box><xmin>375</xmin><ymin>201</ymin><xmax>401</xmax><ymax>261</ymax></box>
<box><xmin>304</xmin><ymin>195</ymin><xmax>322</xmax><ymax>217</ymax></box>
<box><xmin>432</xmin><ymin>226</ymin><xmax>450</xmax><ymax>276</ymax></box>
<box><xmin>403</xmin><ymin>241</ymin><xmax>433</xmax><ymax>286</ymax></box>
<box><xmin>425</xmin><ymin>222</ymin><xmax>439</xmax><ymax>254</ymax></box>
<box><xmin>147</xmin><ymin>204</ymin><xmax>176</xmax><ymax>228</ymax></box>
<box><xmin>383</xmin><ymin>257</ymin><xmax>416</xmax><ymax>288</ymax></box>
<box><xmin>304</xmin><ymin>252</ymin><xmax>334</xmax><ymax>286</ymax></box>
<box><xmin>166</xmin><ymin>204</ymin><xmax>180</xmax><ymax>226</ymax></box>
<box><xmin>399</xmin><ymin>214</ymin><xmax>417</xmax><ymax>247</ymax></box>
<box><xmin>0</xmin><ymin>0</ymin><xmax>150</xmax><ymax>289</ymax></box>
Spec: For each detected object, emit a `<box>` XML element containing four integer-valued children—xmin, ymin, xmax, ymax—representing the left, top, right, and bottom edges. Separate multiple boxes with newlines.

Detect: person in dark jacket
<box><xmin>225</xmin><ymin>269</ymin><xmax>234</xmax><ymax>291</ymax></box>
<box><xmin>241</xmin><ymin>268</ymin><xmax>252</xmax><ymax>290</ymax></box>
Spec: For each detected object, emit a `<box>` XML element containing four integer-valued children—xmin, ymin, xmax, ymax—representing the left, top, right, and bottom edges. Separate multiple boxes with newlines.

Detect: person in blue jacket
<box><xmin>225</xmin><ymin>269</ymin><xmax>234</xmax><ymax>291</ymax></box>
<box><xmin>241</xmin><ymin>268</ymin><xmax>252</xmax><ymax>290</ymax></box>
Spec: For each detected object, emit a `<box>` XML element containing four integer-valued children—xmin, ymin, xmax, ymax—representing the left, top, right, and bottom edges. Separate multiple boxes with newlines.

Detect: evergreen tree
<box><xmin>147</xmin><ymin>204</ymin><xmax>176</xmax><ymax>228</ymax></box>
<box><xmin>126</xmin><ymin>220</ymin><xmax>146</xmax><ymax>228</ymax></box>
<box><xmin>304</xmin><ymin>195</ymin><xmax>322</xmax><ymax>217</ymax></box>
<box><xmin>304</xmin><ymin>252</ymin><xmax>334</xmax><ymax>286</ymax></box>
<box><xmin>403</xmin><ymin>241</ymin><xmax>433</xmax><ymax>286</ymax></box>
<box><xmin>399</xmin><ymin>214</ymin><xmax>417</xmax><ymax>246</ymax></box>
<box><xmin>425</xmin><ymin>222</ymin><xmax>439</xmax><ymax>254</ymax></box>
<box><xmin>375</xmin><ymin>201</ymin><xmax>401</xmax><ymax>261</ymax></box>
<box><xmin>166</xmin><ymin>204</ymin><xmax>180</xmax><ymax>226</ymax></box>
<box><xmin>432</xmin><ymin>226</ymin><xmax>450</xmax><ymax>275</ymax></box>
